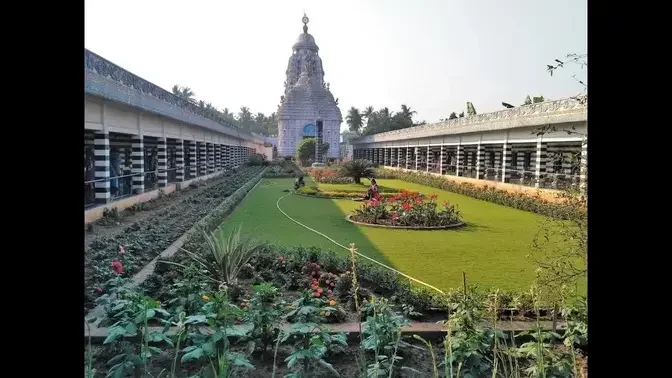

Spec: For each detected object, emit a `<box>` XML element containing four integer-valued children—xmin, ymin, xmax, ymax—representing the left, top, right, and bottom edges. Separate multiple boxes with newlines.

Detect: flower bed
<box><xmin>303</xmin><ymin>166</ymin><xmax>354</xmax><ymax>184</ymax></box>
<box><xmin>375</xmin><ymin>169</ymin><xmax>586</xmax><ymax>220</ymax></box>
<box><xmin>84</xmin><ymin>166</ymin><xmax>265</xmax><ymax>312</ymax></box>
<box><xmin>350</xmin><ymin>190</ymin><xmax>463</xmax><ymax>228</ymax></box>
<box><xmin>88</xmin><ymin>243</ymin><xmax>586</xmax><ymax>378</ymax></box>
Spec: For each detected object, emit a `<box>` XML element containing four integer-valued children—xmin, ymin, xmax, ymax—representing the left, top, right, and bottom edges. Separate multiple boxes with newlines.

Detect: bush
<box><xmin>247</xmin><ymin>153</ymin><xmax>268</xmax><ymax>166</ymax></box>
<box><xmin>376</xmin><ymin>169</ymin><xmax>586</xmax><ymax>220</ymax></box>
<box><xmin>339</xmin><ymin>159</ymin><xmax>375</xmax><ymax>184</ymax></box>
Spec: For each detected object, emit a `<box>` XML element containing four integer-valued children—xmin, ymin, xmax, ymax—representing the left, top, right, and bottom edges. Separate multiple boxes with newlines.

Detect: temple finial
<box><xmin>302</xmin><ymin>13</ymin><xmax>309</xmax><ymax>33</ymax></box>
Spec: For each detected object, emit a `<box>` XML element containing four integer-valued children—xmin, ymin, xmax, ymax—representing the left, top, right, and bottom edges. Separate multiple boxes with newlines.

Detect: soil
<box><xmin>84</xmin><ymin>166</ymin><xmax>264</xmax><ymax>313</ymax></box>
<box><xmin>89</xmin><ymin>338</ymin><xmax>442</xmax><ymax>378</ymax></box>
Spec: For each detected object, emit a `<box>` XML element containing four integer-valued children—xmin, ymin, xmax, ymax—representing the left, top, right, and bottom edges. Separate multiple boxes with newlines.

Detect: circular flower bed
<box><xmin>348</xmin><ymin>190</ymin><xmax>464</xmax><ymax>229</ymax></box>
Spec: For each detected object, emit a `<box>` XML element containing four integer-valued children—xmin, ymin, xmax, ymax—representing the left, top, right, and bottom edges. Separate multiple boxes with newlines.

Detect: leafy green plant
<box><xmin>165</xmin><ymin>263</ymin><xmax>211</xmax><ymax>315</ymax></box>
<box><xmin>361</xmin><ymin>296</ymin><xmax>410</xmax><ymax>377</ymax></box>
<box><xmin>245</xmin><ymin>283</ymin><xmax>286</xmax><ymax>353</ymax></box>
<box><xmin>95</xmin><ymin>277</ymin><xmax>173</xmax><ymax>378</ymax></box>
<box><xmin>340</xmin><ymin>159</ymin><xmax>376</xmax><ymax>184</ymax></box>
<box><xmin>281</xmin><ymin>293</ymin><xmax>347</xmax><ymax>377</ymax></box>
<box><xmin>179</xmin><ymin>290</ymin><xmax>254</xmax><ymax>377</ymax></box>
<box><xmin>180</xmin><ymin>226</ymin><xmax>265</xmax><ymax>288</ymax></box>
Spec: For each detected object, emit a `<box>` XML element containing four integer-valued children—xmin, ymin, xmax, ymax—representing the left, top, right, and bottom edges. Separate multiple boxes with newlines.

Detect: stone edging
<box><xmin>345</xmin><ymin>215</ymin><xmax>465</xmax><ymax>230</ymax></box>
<box><xmin>85</xmin><ymin>167</ymin><xmax>268</xmax><ymax>329</ymax></box>
<box><xmin>85</xmin><ymin>320</ymin><xmax>565</xmax><ymax>345</ymax></box>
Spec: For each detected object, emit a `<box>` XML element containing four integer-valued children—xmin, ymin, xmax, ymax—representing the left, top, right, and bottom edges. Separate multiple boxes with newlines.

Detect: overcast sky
<box><xmin>85</xmin><ymin>0</ymin><xmax>587</xmax><ymax>130</ymax></box>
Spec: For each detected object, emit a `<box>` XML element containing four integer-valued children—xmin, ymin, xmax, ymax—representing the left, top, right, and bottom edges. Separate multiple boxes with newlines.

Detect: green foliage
<box><xmin>183</xmin><ymin>225</ymin><xmax>265</xmax><ymax>287</ymax></box>
<box><xmin>281</xmin><ymin>293</ymin><xmax>348</xmax><ymax>377</ymax></box>
<box><xmin>85</xmin><ymin>166</ymin><xmax>266</xmax><ymax>312</ymax></box>
<box><xmin>165</xmin><ymin>263</ymin><xmax>211</xmax><ymax>315</ymax></box>
<box><xmin>95</xmin><ymin>278</ymin><xmax>173</xmax><ymax>378</ymax></box>
<box><xmin>248</xmin><ymin>153</ymin><xmax>268</xmax><ymax>166</ymax></box>
<box><xmin>346</xmin><ymin>106</ymin><xmax>363</xmax><ymax>133</ymax></box>
<box><xmin>179</xmin><ymin>290</ymin><xmax>254</xmax><ymax>377</ymax></box>
<box><xmin>361</xmin><ymin>297</ymin><xmax>410</xmax><ymax>377</ymax></box>
<box><xmin>296</xmin><ymin>138</ymin><xmax>330</xmax><ymax>165</ymax></box>
<box><xmin>245</xmin><ymin>283</ymin><xmax>286</xmax><ymax>352</ymax></box>
<box><xmin>339</xmin><ymin>159</ymin><xmax>375</xmax><ymax>184</ymax></box>
<box><xmin>360</xmin><ymin>104</ymin><xmax>418</xmax><ymax>135</ymax></box>
<box><xmin>375</xmin><ymin>169</ymin><xmax>586</xmax><ymax>221</ymax></box>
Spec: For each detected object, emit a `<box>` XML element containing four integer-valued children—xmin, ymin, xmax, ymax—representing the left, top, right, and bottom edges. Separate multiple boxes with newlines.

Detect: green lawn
<box><xmin>219</xmin><ymin>177</ymin><xmax>585</xmax><ymax>293</ymax></box>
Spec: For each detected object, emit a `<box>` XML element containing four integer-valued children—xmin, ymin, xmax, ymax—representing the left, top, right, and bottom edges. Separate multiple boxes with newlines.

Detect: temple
<box><xmin>277</xmin><ymin>14</ymin><xmax>342</xmax><ymax>160</ymax></box>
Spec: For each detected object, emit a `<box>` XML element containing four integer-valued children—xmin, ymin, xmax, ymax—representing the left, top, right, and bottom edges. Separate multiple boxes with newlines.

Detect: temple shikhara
<box><xmin>277</xmin><ymin>14</ymin><xmax>342</xmax><ymax>160</ymax></box>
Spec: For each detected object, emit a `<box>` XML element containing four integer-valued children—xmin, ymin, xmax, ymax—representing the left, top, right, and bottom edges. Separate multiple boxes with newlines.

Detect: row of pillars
<box><xmin>93</xmin><ymin>131</ymin><xmax>253</xmax><ymax>205</ymax></box>
<box><xmin>354</xmin><ymin>140</ymin><xmax>587</xmax><ymax>192</ymax></box>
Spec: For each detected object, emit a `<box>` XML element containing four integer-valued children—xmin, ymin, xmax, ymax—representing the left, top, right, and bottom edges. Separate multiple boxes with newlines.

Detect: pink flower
<box><xmin>96</xmin><ymin>287</ymin><xmax>103</xmax><ymax>294</ymax></box>
<box><xmin>119</xmin><ymin>246</ymin><xmax>125</xmax><ymax>254</ymax></box>
<box><xmin>111</xmin><ymin>260</ymin><xmax>123</xmax><ymax>275</ymax></box>
<box><xmin>392</xmin><ymin>212</ymin><xmax>398</xmax><ymax>220</ymax></box>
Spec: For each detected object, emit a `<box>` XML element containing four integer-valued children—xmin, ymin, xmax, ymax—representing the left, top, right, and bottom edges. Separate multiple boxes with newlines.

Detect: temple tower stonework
<box><xmin>277</xmin><ymin>14</ymin><xmax>342</xmax><ymax>159</ymax></box>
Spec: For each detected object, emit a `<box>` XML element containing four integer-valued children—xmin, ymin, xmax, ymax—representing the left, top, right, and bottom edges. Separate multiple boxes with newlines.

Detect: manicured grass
<box><xmin>219</xmin><ymin>177</ymin><xmax>585</xmax><ymax>293</ymax></box>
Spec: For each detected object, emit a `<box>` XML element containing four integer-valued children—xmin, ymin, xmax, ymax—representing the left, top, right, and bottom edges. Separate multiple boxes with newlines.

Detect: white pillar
<box><xmin>131</xmin><ymin>135</ymin><xmax>144</xmax><ymax>194</ymax></box>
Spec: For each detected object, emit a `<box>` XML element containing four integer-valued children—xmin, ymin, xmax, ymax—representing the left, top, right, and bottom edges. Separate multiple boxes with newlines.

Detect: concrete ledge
<box><xmin>383</xmin><ymin>166</ymin><xmax>568</xmax><ymax>204</ymax></box>
<box><xmin>85</xmin><ymin>320</ymin><xmax>565</xmax><ymax>344</ymax></box>
<box><xmin>346</xmin><ymin>215</ymin><xmax>465</xmax><ymax>230</ymax></box>
<box><xmin>85</xmin><ymin>185</ymin><xmax>177</xmax><ymax>224</ymax></box>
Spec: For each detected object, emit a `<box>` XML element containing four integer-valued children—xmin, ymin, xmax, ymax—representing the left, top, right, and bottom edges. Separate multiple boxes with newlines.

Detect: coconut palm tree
<box><xmin>171</xmin><ymin>85</ymin><xmax>197</xmax><ymax>104</ymax></box>
<box><xmin>346</xmin><ymin>107</ymin><xmax>363</xmax><ymax>134</ymax></box>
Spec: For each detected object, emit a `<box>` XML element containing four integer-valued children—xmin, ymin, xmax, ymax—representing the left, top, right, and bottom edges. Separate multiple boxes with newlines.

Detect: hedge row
<box><xmin>375</xmin><ymin>169</ymin><xmax>586</xmax><ymax>220</ymax></box>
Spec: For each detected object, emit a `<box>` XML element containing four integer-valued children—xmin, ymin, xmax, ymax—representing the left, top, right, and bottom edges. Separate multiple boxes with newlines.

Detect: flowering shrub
<box><xmin>299</xmin><ymin>261</ymin><xmax>346</xmax><ymax>322</ymax></box>
<box><xmin>303</xmin><ymin>167</ymin><xmax>353</xmax><ymax>184</ymax></box>
<box><xmin>375</xmin><ymin>169</ymin><xmax>586</xmax><ymax>220</ymax></box>
<box><xmin>351</xmin><ymin>190</ymin><xmax>462</xmax><ymax>227</ymax></box>
<box><xmin>296</xmin><ymin>186</ymin><xmax>418</xmax><ymax>199</ymax></box>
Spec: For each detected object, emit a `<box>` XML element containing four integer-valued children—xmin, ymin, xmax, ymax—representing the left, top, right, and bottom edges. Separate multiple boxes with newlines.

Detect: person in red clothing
<box><xmin>364</xmin><ymin>178</ymin><xmax>380</xmax><ymax>200</ymax></box>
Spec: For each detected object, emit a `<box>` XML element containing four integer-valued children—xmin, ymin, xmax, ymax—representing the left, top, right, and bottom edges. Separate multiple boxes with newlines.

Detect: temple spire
<box><xmin>302</xmin><ymin>13</ymin><xmax>309</xmax><ymax>33</ymax></box>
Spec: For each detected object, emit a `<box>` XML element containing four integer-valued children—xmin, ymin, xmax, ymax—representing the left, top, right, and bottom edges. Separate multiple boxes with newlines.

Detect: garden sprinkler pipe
<box><xmin>276</xmin><ymin>193</ymin><xmax>445</xmax><ymax>295</ymax></box>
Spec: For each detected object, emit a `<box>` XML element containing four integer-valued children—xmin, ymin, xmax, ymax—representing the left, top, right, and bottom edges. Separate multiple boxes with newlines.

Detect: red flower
<box><xmin>402</xmin><ymin>203</ymin><xmax>412</xmax><ymax>211</ymax></box>
<box><xmin>415</xmin><ymin>197</ymin><xmax>424</xmax><ymax>204</ymax></box>
<box><xmin>318</xmin><ymin>288</ymin><xmax>324</xmax><ymax>294</ymax></box>
<box><xmin>313</xmin><ymin>292</ymin><xmax>321</xmax><ymax>297</ymax></box>
<box><xmin>111</xmin><ymin>260</ymin><xmax>123</xmax><ymax>275</ymax></box>
<box><xmin>392</xmin><ymin>212</ymin><xmax>398</xmax><ymax>220</ymax></box>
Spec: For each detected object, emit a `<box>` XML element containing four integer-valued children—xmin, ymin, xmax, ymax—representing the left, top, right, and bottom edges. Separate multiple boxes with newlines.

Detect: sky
<box><xmin>85</xmin><ymin>0</ymin><xmax>587</xmax><ymax>130</ymax></box>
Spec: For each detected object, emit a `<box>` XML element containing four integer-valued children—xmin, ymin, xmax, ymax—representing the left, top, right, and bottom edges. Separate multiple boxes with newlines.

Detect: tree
<box><xmin>532</xmin><ymin>96</ymin><xmax>545</xmax><ymax>103</ymax></box>
<box><xmin>524</xmin><ymin>95</ymin><xmax>532</xmax><ymax>105</ymax></box>
<box><xmin>449</xmin><ymin>112</ymin><xmax>458</xmax><ymax>120</ymax></box>
<box><xmin>458</xmin><ymin>112</ymin><xmax>465</xmax><ymax>118</ymax></box>
<box><xmin>339</xmin><ymin>159</ymin><xmax>375</xmax><ymax>184</ymax></box>
<box><xmin>346</xmin><ymin>107</ymin><xmax>363</xmax><ymax>133</ymax></box>
<box><xmin>295</xmin><ymin>138</ymin><xmax>329</xmax><ymax>166</ymax></box>
<box><xmin>530</xmin><ymin>53</ymin><xmax>588</xmax><ymax>296</ymax></box>
<box><xmin>171</xmin><ymin>85</ymin><xmax>196</xmax><ymax>104</ymax></box>
<box><xmin>237</xmin><ymin>107</ymin><xmax>253</xmax><ymax>132</ymax></box>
